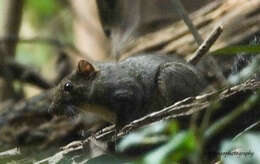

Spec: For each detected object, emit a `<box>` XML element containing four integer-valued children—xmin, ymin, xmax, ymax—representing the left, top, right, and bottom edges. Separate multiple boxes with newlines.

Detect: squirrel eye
<box><xmin>64</xmin><ymin>82</ymin><xmax>73</xmax><ymax>92</ymax></box>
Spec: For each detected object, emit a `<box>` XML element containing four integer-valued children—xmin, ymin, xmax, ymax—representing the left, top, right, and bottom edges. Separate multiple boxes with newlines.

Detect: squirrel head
<box><xmin>48</xmin><ymin>60</ymin><xmax>98</xmax><ymax>117</ymax></box>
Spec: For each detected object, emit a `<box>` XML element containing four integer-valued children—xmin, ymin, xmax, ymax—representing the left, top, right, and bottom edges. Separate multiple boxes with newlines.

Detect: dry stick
<box><xmin>171</xmin><ymin>1</ymin><xmax>226</xmax><ymax>148</ymax></box>
<box><xmin>202</xmin><ymin>78</ymin><xmax>260</xmax><ymax>143</ymax></box>
<box><xmin>171</xmin><ymin>0</ymin><xmax>227</xmax><ymax>86</ymax></box>
<box><xmin>188</xmin><ymin>25</ymin><xmax>223</xmax><ymax>65</ymax></box>
<box><xmin>116</xmin><ymin>83</ymin><xmax>259</xmax><ymax>147</ymax></box>
<box><xmin>171</xmin><ymin>0</ymin><xmax>203</xmax><ymax>44</ymax></box>
<box><xmin>204</xmin><ymin>90</ymin><xmax>259</xmax><ymax>141</ymax></box>
<box><xmin>62</xmin><ymin>97</ymin><xmax>201</xmax><ymax>150</ymax></box>
<box><xmin>104</xmin><ymin>79</ymin><xmax>259</xmax><ymax>141</ymax></box>
<box><xmin>232</xmin><ymin>120</ymin><xmax>260</xmax><ymax>142</ymax></box>
<box><xmin>93</xmin><ymin>97</ymin><xmax>201</xmax><ymax>142</ymax></box>
<box><xmin>0</xmin><ymin>0</ymin><xmax>24</xmax><ymax>101</ymax></box>
<box><xmin>0</xmin><ymin>148</ymin><xmax>21</xmax><ymax>157</ymax></box>
<box><xmin>0</xmin><ymin>58</ymin><xmax>53</xmax><ymax>89</ymax></box>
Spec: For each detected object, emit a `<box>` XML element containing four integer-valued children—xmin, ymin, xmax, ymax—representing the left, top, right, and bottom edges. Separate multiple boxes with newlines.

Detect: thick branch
<box><xmin>0</xmin><ymin>0</ymin><xmax>24</xmax><ymax>101</ymax></box>
<box><xmin>0</xmin><ymin>0</ymin><xmax>24</xmax><ymax>57</ymax></box>
<box><xmin>0</xmin><ymin>58</ymin><xmax>53</xmax><ymax>89</ymax></box>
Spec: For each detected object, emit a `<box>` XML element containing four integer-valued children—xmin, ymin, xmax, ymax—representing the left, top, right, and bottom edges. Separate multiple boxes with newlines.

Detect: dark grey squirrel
<box><xmin>48</xmin><ymin>0</ymin><xmax>209</xmax><ymax>127</ymax></box>
<box><xmin>48</xmin><ymin>53</ymin><xmax>206</xmax><ymax>128</ymax></box>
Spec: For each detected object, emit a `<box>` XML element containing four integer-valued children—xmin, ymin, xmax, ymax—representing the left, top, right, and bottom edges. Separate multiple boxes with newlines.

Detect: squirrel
<box><xmin>48</xmin><ymin>53</ymin><xmax>206</xmax><ymax>128</ymax></box>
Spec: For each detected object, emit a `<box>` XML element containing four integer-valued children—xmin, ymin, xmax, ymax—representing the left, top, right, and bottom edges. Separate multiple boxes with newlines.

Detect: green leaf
<box><xmin>211</xmin><ymin>45</ymin><xmax>260</xmax><ymax>56</ymax></box>
<box><xmin>166</xmin><ymin>121</ymin><xmax>179</xmax><ymax>135</ymax></box>
<box><xmin>118</xmin><ymin>122</ymin><xmax>168</xmax><ymax>152</ymax></box>
<box><xmin>25</xmin><ymin>0</ymin><xmax>61</xmax><ymax>27</ymax></box>
<box><xmin>139</xmin><ymin>131</ymin><xmax>197</xmax><ymax>164</ymax></box>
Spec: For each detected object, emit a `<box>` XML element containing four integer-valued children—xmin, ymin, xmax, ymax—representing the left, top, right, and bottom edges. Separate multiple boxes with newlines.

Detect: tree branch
<box><xmin>0</xmin><ymin>0</ymin><xmax>24</xmax><ymax>57</ymax></box>
<box><xmin>204</xmin><ymin>87</ymin><xmax>260</xmax><ymax>141</ymax></box>
<box><xmin>188</xmin><ymin>25</ymin><xmax>223</xmax><ymax>65</ymax></box>
<box><xmin>0</xmin><ymin>58</ymin><xmax>53</xmax><ymax>89</ymax></box>
<box><xmin>0</xmin><ymin>0</ymin><xmax>24</xmax><ymax>101</ymax></box>
<box><xmin>171</xmin><ymin>0</ymin><xmax>203</xmax><ymax>45</ymax></box>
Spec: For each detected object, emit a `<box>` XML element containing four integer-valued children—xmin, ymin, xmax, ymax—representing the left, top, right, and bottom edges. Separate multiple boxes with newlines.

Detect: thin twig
<box><xmin>171</xmin><ymin>0</ymin><xmax>203</xmax><ymax>45</ymax></box>
<box><xmin>0</xmin><ymin>58</ymin><xmax>52</xmax><ymax>89</ymax></box>
<box><xmin>171</xmin><ymin>0</ymin><xmax>226</xmax><ymax>86</ymax></box>
<box><xmin>95</xmin><ymin>81</ymin><xmax>259</xmax><ymax>142</ymax></box>
<box><xmin>93</xmin><ymin>80</ymin><xmax>260</xmax><ymax>141</ymax></box>
<box><xmin>199</xmin><ymin>100</ymin><xmax>220</xmax><ymax>134</ymax></box>
<box><xmin>204</xmin><ymin>88</ymin><xmax>260</xmax><ymax>141</ymax></box>
<box><xmin>0</xmin><ymin>147</ymin><xmax>21</xmax><ymax>157</ymax></box>
<box><xmin>232</xmin><ymin>120</ymin><xmax>260</xmax><ymax>141</ymax></box>
<box><xmin>188</xmin><ymin>25</ymin><xmax>223</xmax><ymax>65</ymax></box>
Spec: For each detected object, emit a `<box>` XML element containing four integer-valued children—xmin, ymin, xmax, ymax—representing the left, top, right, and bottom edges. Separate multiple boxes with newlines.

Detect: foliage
<box><xmin>25</xmin><ymin>0</ymin><xmax>62</xmax><ymax>27</ymax></box>
<box><xmin>139</xmin><ymin>131</ymin><xmax>197</xmax><ymax>164</ymax></box>
<box><xmin>118</xmin><ymin>122</ymin><xmax>170</xmax><ymax>152</ymax></box>
<box><xmin>117</xmin><ymin>121</ymin><xmax>197</xmax><ymax>164</ymax></box>
<box><xmin>211</xmin><ymin>45</ymin><xmax>260</xmax><ymax>56</ymax></box>
<box><xmin>212</xmin><ymin>36</ymin><xmax>260</xmax><ymax>56</ymax></box>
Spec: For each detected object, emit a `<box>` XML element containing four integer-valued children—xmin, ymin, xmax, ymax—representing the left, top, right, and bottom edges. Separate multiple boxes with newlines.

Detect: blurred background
<box><xmin>0</xmin><ymin>0</ymin><xmax>260</xmax><ymax>163</ymax></box>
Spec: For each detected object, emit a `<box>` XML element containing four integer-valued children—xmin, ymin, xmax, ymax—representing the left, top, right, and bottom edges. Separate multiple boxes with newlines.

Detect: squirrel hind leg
<box><xmin>157</xmin><ymin>62</ymin><xmax>205</xmax><ymax>104</ymax></box>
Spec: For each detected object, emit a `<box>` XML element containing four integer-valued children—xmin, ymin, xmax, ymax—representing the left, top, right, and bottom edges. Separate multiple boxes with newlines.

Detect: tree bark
<box><xmin>0</xmin><ymin>0</ymin><xmax>24</xmax><ymax>101</ymax></box>
<box><xmin>69</xmin><ymin>0</ymin><xmax>110</xmax><ymax>61</ymax></box>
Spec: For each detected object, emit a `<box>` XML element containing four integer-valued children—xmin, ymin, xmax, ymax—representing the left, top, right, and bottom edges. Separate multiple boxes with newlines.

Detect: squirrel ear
<box><xmin>77</xmin><ymin>60</ymin><xmax>96</xmax><ymax>76</ymax></box>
